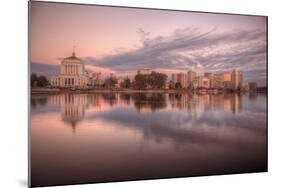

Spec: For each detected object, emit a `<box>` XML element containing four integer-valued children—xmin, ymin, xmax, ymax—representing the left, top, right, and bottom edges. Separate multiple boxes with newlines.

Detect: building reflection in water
<box><xmin>168</xmin><ymin>93</ymin><xmax>242</xmax><ymax>114</ymax></box>
<box><xmin>46</xmin><ymin>92</ymin><xmax>243</xmax><ymax>131</ymax></box>
<box><xmin>31</xmin><ymin>94</ymin><xmax>48</xmax><ymax>108</ymax></box>
<box><xmin>48</xmin><ymin>94</ymin><xmax>88</xmax><ymax>132</ymax></box>
<box><xmin>248</xmin><ymin>92</ymin><xmax>257</xmax><ymax>101</ymax></box>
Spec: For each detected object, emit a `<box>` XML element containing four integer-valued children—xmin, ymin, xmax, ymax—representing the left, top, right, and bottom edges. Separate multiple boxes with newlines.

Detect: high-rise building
<box><xmin>178</xmin><ymin>73</ymin><xmax>188</xmax><ymax>88</ymax></box>
<box><xmin>187</xmin><ymin>70</ymin><xmax>197</xmax><ymax>88</ymax></box>
<box><xmin>231</xmin><ymin>69</ymin><xmax>243</xmax><ymax>90</ymax></box>
<box><xmin>171</xmin><ymin>72</ymin><xmax>188</xmax><ymax>88</ymax></box>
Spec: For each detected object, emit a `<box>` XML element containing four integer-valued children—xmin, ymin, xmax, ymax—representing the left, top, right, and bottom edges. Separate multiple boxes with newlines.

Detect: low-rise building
<box><xmin>192</xmin><ymin>76</ymin><xmax>210</xmax><ymax>89</ymax></box>
<box><xmin>137</xmin><ymin>68</ymin><xmax>152</xmax><ymax>75</ymax></box>
<box><xmin>90</xmin><ymin>72</ymin><xmax>103</xmax><ymax>87</ymax></box>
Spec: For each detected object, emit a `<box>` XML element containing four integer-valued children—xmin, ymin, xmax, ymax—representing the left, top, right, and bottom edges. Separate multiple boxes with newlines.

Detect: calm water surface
<box><xmin>31</xmin><ymin>92</ymin><xmax>267</xmax><ymax>187</ymax></box>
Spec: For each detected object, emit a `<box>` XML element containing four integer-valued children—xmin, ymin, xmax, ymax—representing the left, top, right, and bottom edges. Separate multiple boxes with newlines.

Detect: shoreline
<box><xmin>31</xmin><ymin>88</ymin><xmax>267</xmax><ymax>95</ymax></box>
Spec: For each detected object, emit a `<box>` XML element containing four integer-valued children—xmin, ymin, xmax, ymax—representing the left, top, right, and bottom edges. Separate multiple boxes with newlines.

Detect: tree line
<box><xmin>31</xmin><ymin>73</ymin><xmax>49</xmax><ymax>87</ymax></box>
<box><xmin>105</xmin><ymin>71</ymin><xmax>167</xmax><ymax>89</ymax></box>
<box><xmin>30</xmin><ymin>71</ymin><xmax>168</xmax><ymax>89</ymax></box>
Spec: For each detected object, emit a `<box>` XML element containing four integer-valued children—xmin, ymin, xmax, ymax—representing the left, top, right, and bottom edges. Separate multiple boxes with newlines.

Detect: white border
<box><xmin>1</xmin><ymin>0</ymin><xmax>280</xmax><ymax>188</ymax></box>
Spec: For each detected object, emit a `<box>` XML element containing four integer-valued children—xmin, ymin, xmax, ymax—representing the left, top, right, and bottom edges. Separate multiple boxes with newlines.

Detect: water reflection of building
<box><xmin>48</xmin><ymin>94</ymin><xmax>88</xmax><ymax>132</ymax></box>
<box><xmin>223</xmin><ymin>97</ymin><xmax>232</xmax><ymax>112</ymax></box>
<box><xmin>231</xmin><ymin>94</ymin><xmax>242</xmax><ymax>113</ymax></box>
<box><xmin>168</xmin><ymin>93</ymin><xmax>242</xmax><ymax>114</ymax></box>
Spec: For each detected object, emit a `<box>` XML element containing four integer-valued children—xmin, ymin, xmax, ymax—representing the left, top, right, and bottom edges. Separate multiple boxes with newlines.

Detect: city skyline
<box><xmin>31</xmin><ymin>1</ymin><xmax>267</xmax><ymax>86</ymax></box>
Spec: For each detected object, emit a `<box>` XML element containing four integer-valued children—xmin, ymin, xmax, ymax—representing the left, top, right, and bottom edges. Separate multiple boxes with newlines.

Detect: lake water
<box><xmin>30</xmin><ymin>92</ymin><xmax>267</xmax><ymax>187</ymax></box>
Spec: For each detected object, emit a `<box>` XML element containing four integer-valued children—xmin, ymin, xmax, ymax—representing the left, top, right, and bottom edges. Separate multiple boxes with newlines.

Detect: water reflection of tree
<box><xmin>248</xmin><ymin>92</ymin><xmax>257</xmax><ymax>101</ymax></box>
<box><xmin>31</xmin><ymin>95</ymin><xmax>48</xmax><ymax>108</ymax></box>
<box><xmin>132</xmin><ymin>93</ymin><xmax>167</xmax><ymax>113</ymax></box>
<box><xmin>42</xmin><ymin>92</ymin><xmax>244</xmax><ymax>133</ymax></box>
<box><xmin>101</xmin><ymin>93</ymin><xmax>117</xmax><ymax>106</ymax></box>
<box><xmin>120</xmin><ymin>93</ymin><xmax>131</xmax><ymax>105</ymax></box>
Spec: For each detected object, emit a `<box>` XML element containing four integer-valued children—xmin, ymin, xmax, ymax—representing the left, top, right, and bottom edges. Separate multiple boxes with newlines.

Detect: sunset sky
<box><xmin>30</xmin><ymin>1</ymin><xmax>267</xmax><ymax>85</ymax></box>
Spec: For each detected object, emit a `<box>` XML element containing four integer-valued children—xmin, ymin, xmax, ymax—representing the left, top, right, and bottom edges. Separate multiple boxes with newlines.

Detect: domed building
<box><xmin>50</xmin><ymin>48</ymin><xmax>89</xmax><ymax>88</ymax></box>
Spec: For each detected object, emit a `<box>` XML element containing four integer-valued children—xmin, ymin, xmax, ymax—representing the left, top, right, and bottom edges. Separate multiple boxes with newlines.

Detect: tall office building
<box><xmin>187</xmin><ymin>70</ymin><xmax>197</xmax><ymax>87</ymax></box>
<box><xmin>171</xmin><ymin>73</ymin><xmax>188</xmax><ymax>88</ymax></box>
<box><xmin>231</xmin><ymin>69</ymin><xmax>243</xmax><ymax>90</ymax></box>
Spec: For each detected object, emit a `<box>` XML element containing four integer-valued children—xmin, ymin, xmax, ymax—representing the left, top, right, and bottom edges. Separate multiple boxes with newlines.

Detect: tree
<box><xmin>104</xmin><ymin>77</ymin><xmax>117</xmax><ymax>88</ymax></box>
<box><xmin>133</xmin><ymin>71</ymin><xmax>167</xmax><ymax>89</ymax></box>
<box><xmin>175</xmin><ymin>82</ymin><xmax>182</xmax><ymax>89</ymax></box>
<box><xmin>149</xmin><ymin>72</ymin><xmax>167</xmax><ymax>89</ymax></box>
<box><xmin>37</xmin><ymin>75</ymin><xmax>49</xmax><ymax>87</ymax></box>
<box><xmin>120</xmin><ymin>77</ymin><xmax>131</xmax><ymax>88</ymax></box>
<box><xmin>31</xmin><ymin>73</ymin><xmax>38</xmax><ymax>87</ymax></box>
<box><xmin>31</xmin><ymin>73</ymin><xmax>49</xmax><ymax>87</ymax></box>
<box><xmin>133</xmin><ymin>74</ymin><xmax>148</xmax><ymax>89</ymax></box>
<box><xmin>168</xmin><ymin>80</ymin><xmax>175</xmax><ymax>89</ymax></box>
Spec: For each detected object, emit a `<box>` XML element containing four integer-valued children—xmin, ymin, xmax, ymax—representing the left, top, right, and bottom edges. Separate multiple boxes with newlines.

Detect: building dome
<box><xmin>62</xmin><ymin>51</ymin><xmax>81</xmax><ymax>63</ymax></box>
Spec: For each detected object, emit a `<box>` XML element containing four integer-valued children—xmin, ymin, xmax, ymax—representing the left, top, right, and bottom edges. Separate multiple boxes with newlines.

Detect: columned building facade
<box><xmin>50</xmin><ymin>49</ymin><xmax>89</xmax><ymax>88</ymax></box>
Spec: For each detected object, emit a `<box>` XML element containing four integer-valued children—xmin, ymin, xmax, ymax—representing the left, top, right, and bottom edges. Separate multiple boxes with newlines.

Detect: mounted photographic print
<box><xmin>29</xmin><ymin>1</ymin><xmax>268</xmax><ymax>187</ymax></box>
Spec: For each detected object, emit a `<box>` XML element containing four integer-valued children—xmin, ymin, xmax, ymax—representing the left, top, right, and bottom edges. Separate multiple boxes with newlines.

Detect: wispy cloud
<box><xmin>84</xmin><ymin>26</ymin><xmax>267</xmax><ymax>85</ymax></box>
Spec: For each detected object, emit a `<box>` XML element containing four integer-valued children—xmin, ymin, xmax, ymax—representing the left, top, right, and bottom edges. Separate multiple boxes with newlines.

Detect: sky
<box><xmin>30</xmin><ymin>1</ymin><xmax>267</xmax><ymax>86</ymax></box>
